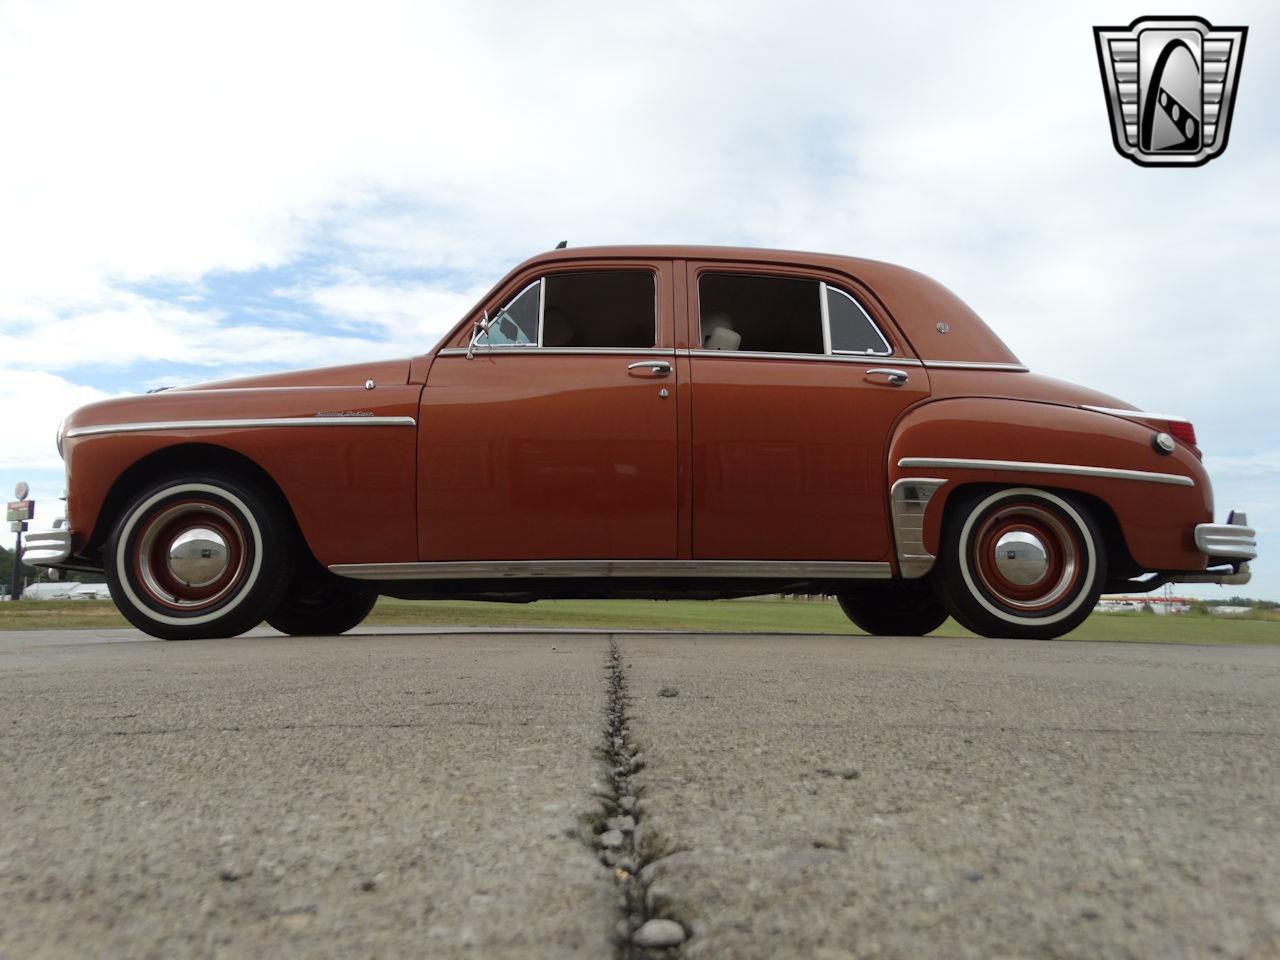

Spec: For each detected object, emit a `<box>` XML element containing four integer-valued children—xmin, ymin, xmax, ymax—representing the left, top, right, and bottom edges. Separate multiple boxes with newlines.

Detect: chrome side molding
<box><xmin>896</xmin><ymin>457</ymin><xmax>1195</xmax><ymax>487</ymax></box>
<box><xmin>890</xmin><ymin>478</ymin><xmax>948</xmax><ymax>578</ymax></box>
<box><xmin>65</xmin><ymin>416</ymin><xmax>418</xmax><ymax>439</ymax></box>
<box><xmin>1080</xmin><ymin>405</ymin><xmax>1191</xmax><ymax>423</ymax></box>
<box><xmin>328</xmin><ymin>559</ymin><xmax>893</xmax><ymax>581</ymax></box>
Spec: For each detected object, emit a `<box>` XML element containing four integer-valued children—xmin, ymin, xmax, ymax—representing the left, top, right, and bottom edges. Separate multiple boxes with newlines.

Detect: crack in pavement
<box><xmin>582</xmin><ymin>637</ymin><xmax>689</xmax><ymax>958</ymax></box>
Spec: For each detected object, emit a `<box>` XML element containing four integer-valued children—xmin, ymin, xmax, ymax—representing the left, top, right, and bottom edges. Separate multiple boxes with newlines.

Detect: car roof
<box><xmin>512</xmin><ymin>245</ymin><xmax>1021</xmax><ymax>365</ymax></box>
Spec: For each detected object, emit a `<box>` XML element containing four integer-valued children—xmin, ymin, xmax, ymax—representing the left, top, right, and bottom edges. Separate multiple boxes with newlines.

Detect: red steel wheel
<box><xmin>131</xmin><ymin>500</ymin><xmax>248</xmax><ymax>612</ymax></box>
<box><xmin>105</xmin><ymin>473</ymin><xmax>293</xmax><ymax>640</ymax></box>
<box><xmin>937</xmin><ymin>487</ymin><xmax>1106</xmax><ymax>640</ymax></box>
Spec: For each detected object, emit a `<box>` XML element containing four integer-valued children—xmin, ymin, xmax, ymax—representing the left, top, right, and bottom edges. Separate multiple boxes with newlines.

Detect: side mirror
<box><xmin>466</xmin><ymin>309</ymin><xmax>493</xmax><ymax>360</ymax></box>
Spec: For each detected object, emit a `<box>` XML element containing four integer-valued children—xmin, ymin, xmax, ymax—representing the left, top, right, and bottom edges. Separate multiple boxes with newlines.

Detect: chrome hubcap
<box><xmin>993</xmin><ymin>531</ymin><xmax>1049</xmax><ymax>586</ymax></box>
<box><xmin>167</xmin><ymin>527</ymin><xmax>230</xmax><ymax>587</ymax></box>
<box><xmin>972</xmin><ymin>501</ymin><xmax>1082</xmax><ymax>613</ymax></box>
<box><xmin>135</xmin><ymin>501</ymin><xmax>246</xmax><ymax>610</ymax></box>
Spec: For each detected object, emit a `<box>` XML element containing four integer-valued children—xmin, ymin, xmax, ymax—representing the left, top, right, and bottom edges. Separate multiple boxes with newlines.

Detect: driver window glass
<box><xmin>478</xmin><ymin>280</ymin><xmax>540</xmax><ymax>346</ymax></box>
<box><xmin>476</xmin><ymin>270</ymin><xmax>656</xmax><ymax>349</ymax></box>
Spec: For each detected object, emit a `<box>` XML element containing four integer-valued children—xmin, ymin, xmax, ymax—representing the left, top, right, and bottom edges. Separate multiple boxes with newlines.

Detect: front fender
<box><xmin>886</xmin><ymin>398</ymin><xmax>1212</xmax><ymax>573</ymax></box>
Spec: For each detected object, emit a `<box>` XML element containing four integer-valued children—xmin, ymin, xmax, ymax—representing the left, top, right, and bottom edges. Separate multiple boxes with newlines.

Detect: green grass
<box><xmin>1</xmin><ymin>596</ymin><xmax>1277</xmax><ymax>644</ymax></box>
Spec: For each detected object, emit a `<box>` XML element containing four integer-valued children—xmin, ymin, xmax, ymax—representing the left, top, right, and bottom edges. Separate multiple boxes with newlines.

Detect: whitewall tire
<box><xmin>104</xmin><ymin>472</ymin><xmax>293</xmax><ymax>640</ymax></box>
<box><xmin>936</xmin><ymin>487</ymin><xmax>1106</xmax><ymax>640</ymax></box>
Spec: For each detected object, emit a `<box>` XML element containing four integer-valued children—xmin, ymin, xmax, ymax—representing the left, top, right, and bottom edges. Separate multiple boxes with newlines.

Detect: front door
<box><xmin>686</xmin><ymin>262</ymin><xmax>930</xmax><ymax>561</ymax></box>
<box><xmin>419</xmin><ymin>262</ymin><xmax>678</xmax><ymax>560</ymax></box>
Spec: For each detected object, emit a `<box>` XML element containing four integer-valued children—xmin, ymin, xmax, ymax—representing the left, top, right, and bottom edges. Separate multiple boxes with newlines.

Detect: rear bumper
<box><xmin>1162</xmin><ymin>510</ymin><xmax>1256</xmax><ymax>586</ymax></box>
<box><xmin>1194</xmin><ymin>510</ymin><xmax>1257</xmax><ymax>561</ymax></box>
<box><xmin>22</xmin><ymin>529</ymin><xmax>73</xmax><ymax>566</ymax></box>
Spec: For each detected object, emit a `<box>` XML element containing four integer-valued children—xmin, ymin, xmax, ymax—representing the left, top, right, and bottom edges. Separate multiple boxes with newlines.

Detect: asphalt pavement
<box><xmin>2</xmin><ymin>627</ymin><xmax>1278</xmax><ymax>959</ymax></box>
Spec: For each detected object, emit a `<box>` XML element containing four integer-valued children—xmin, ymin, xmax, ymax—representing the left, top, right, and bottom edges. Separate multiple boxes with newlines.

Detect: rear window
<box><xmin>697</xmin><ymin>272</ymin><xmax>891</xmax><ymax>357</ymax></box>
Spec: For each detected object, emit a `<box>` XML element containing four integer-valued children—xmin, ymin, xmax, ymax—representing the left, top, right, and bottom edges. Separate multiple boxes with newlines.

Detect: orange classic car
<box><xmin>28</xmin><ymin>246</ymin><xmax>1256</xmax><ymax>640</ymax></box>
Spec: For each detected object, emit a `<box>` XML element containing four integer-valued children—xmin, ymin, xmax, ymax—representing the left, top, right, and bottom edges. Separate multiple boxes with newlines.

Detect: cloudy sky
<box><xmin>1</xmin><ymin>1</ymin><xmax>1276</xmax><ymax>597</ymax></box>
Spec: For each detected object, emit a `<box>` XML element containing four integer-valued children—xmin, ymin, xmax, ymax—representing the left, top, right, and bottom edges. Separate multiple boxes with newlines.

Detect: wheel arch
<box><xmin>932</xmin><ymin>481</ymin><xmax>1137</xmax><ymax>582</ymax></box>
<box><xmin>85</xmin><ymin>443</ymin><xmax>312</xmax><ymax>565</ymax></box>
<box><xmin>886</xmin><ymin>395</ymin><xmax>1209</xmax><ymax>575</ymax></box>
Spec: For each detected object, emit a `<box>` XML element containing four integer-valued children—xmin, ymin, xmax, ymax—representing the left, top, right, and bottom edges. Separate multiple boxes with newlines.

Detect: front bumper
<box><xmin>22</xmin><ymin>529</ymin><xmax>72</xmax><ymax>566</ymax></box>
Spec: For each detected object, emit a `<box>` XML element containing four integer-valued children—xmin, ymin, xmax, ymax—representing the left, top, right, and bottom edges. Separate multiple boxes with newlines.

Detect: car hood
<box><xmin>168</xmin><ymin>357</ymin><xmax>414</xmax><ymax>392</ymax></box>
<box><xmin>61</xmin><ymin>357</ymin><xmax>417</xmax><ymax>440</ymax></box>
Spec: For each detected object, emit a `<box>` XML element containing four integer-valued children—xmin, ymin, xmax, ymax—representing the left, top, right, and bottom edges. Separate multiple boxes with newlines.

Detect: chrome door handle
<box><xmin>628</xmin><ymin>360</ymin><xmax>672</xmax><ymax>377</ymax></box>
<box><xmin>865</xmin><ymin>367</ymin><xmax>909</xmax><ymax>386</ymax></box>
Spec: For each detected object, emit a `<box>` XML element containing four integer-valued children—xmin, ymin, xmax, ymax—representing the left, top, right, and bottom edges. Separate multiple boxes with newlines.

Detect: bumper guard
<box><xmin>22</xmin><ymin>529</ymin><xmax>73</xmax><ymax>567</ymax></box>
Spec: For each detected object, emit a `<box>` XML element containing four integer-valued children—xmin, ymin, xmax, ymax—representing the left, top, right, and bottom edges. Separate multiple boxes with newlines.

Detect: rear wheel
<box><xmin>836</xmin><ymin>580</ymin><xmax>949</xmax><ymax>636</ymax></box>
<box><xmin>267</xmin><ymin>578</ymin><xmax>377</xmax><ymax>636</ymax></box>
<box><xmin>936</xmin><ymin>487</ymin><xmax>1106</xmax><ymax>640</ymax></box>
<box><xmin>105</xmin><ymin>472</ymin><xmax>292</xmax><ymax>640</ymax></box>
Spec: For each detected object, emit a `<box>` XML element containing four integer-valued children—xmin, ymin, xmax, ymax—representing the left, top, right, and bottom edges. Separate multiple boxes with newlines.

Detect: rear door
<box><xmin>685</xmin><ymin>261</ymin><xmax>930</xmax><ymax>561</ymax></box>
<box><xmin>419</xmin><ymin>260</ymin><xmax>678</xmax><ymax>560</ymax></box>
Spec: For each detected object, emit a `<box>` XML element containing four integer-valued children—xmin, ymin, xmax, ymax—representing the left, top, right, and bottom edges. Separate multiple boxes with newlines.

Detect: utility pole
<box><xmin>7</xmin><ymin>481</ymin><xmax>33</xmax><ymax>601</ymax></box>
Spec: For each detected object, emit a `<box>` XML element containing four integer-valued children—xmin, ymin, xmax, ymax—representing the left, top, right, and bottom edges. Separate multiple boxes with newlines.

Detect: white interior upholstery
<box><xmin>704</xmin><ymin>324</ymin><xmax>741</xmax><ymax>351</ymax></box>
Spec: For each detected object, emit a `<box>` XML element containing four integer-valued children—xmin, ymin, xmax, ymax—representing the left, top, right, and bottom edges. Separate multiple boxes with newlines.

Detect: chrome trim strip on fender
<box><xmin>1080</xmin><ymin>405</ymin><xmax>1191</xmax><ymax>423</ymax></box>
<box><xmin>21</xmin><ymin>529</ymin><xmax>72</xmax><ymax>566</ymax></box>
<box><xmin>896</xmin><ymin>457</ymin><xmax>1195</xmax><ymax>487</ymax></box>
<box><xmin>890</xmin><ymin>478</ymin><xmax>948</xmax><ymax>578</ymax></box>
<box><xmin>328</xmin><ymin>559</ymin><xmax>894</xmax><ymax>581</ymax></box>
<box><xmin>65</xmin><ymin>416</ymin><xmax>418</xmax><ymax>438</ymax></box>
<box><xmin>921</xmin><ymin>360</ymin><xmax>1029</xmax><ymax>371</ymax></box>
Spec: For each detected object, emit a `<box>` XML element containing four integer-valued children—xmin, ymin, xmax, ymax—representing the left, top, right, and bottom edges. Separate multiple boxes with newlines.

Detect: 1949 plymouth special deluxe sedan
<box><xmin>27</xmin><ymin>245</ymin><xmax>1256</xmax><ymax>640</ymax></box>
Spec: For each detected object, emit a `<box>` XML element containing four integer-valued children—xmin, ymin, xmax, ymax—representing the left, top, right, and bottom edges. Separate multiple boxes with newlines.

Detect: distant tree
<box><xmin>1140</xmin><ymin>602</ymin><xmax>1154</xmax><ymax>614</ymax></box>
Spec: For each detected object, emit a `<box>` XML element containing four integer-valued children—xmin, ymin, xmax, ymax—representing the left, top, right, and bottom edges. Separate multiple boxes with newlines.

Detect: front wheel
<box><xmin>836</xmin><ymin>580</ymin><xmax>949</xmax><ymax>636</ymax></box>
<box><xmin>936</xmin><ymin>487</ymin><xmax>1106</xmax><ymax>640</ymax></box>
<box><xmin>105</xmin><ymin>472</ymin><xmax>293</xmax><ymax>641</ymax></box>
<box><xmin>267</xmin><ymin>578</ymin><xmax>377</xmax><ymax>636</ymax></box>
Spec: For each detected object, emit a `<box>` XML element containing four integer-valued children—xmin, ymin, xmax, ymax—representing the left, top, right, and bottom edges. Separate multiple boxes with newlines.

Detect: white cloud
<box><xmin>0</xmin><ymin>371</ymin><xmax>114</xmax><ymax>471</ymax></box>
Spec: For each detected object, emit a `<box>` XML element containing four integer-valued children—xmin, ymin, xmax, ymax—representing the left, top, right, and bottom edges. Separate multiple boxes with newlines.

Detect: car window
<box><xmin>698</xmin><ymin>274</ymin><xmax>824</xmax><ymax>354</ymax></box>
<box><xmin>479</xmin><ymin>280</ymin><xmax>540</xmax><ymax>346</ymax></box>
<box><xmin>476</xmin><ymin>271</ymin><xmax>656</xmax><ymax>349</ymax></box>
<box><xmin>826</xmin><ymin>285</ymin><xmax>891</xmax><ymax>355</ymax></box>
<box><xmin>698</xmin><ymin>272</ymin><xmax>891</xmax><ymax>357</ymax></box>
<box><xmin>542</xmin><ymin>271</ymin><xmax>655</xmax><ymax>348</ymax></box>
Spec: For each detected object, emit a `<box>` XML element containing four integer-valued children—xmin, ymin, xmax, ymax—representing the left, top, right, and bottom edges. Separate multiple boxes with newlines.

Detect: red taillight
<box><xmin>1168</xmin><ymin>420</ymin><xmax>1197</xmax><ymax>447</ymax></box>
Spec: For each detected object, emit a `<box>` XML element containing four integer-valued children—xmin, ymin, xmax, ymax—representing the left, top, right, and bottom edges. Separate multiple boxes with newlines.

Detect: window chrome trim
<box><xmin>824</xmin><ymin>284</ymin><xmax>892</xmax><ymax>357</ymax></box>
<box><xmin>679</xmin><ymin>352</ymin><xmax>1027</xmax><ymax>371</ymax></box>
<box><xmin>686</xmin><ymin>349</ymin><xmax>922</xmax><ymax>366</ymax></box>
<box><xmin>439</xmin><ymin>347</ymin><xmax>674</xmax><ymax>358</ymax></box>
<box><xmin>329</xmin><ymin>559</ymin><xmax>893</xmax><ymax>581</ymax></box>
<box><xmin>896</xmin><ymin>457</ymin><xmax>1194</xmax><ymax>487</ymax></box>
<box><xmin>536</xmin><ymin>276</ymin><xmax>547</xmax><ymax>347</ymax></box>
<box><xmin>1081</xmin><ymin>405</ymin><xmax>1190</xmax><ymax>423</ymax></box>
<box><xmin>475</xmin><ymin>270</ymin><xmax>660</xmax><ymax>352</ymax></box>
<box><xmin>475</xmin><ymin>278</ymin><xmax>541</xmax><ymax>349</ymax></box>
<box><xmin>696</xmin><ymin>271</ymin><xmax>894</xmax><ymax>360</ymax></box>
<box><xmin>65</xmin><ymin>416</ymin><xmax>417</xmax><ymax>439</ymax></box>
<box><xmin>818</xmin><ymin>282</ymin><xmax>833</xmax><ymax>355</ymax></box>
